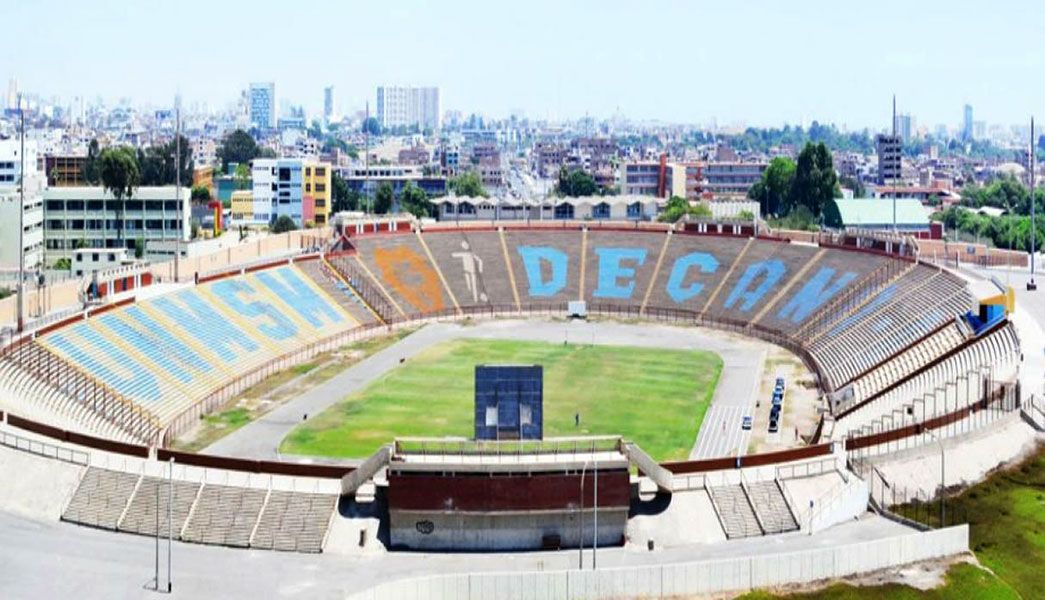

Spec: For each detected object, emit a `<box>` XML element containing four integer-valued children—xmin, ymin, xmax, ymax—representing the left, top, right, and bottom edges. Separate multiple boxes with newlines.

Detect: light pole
<box><xmin>174</xmin><ymin>106</ymin><xmax>181</xmax><ymax>283</ymax></box>
<box><xmin>1029</xmin><ymin>116</ymin><xmax>1037</xmax><ymax>291</ymax></box>
<box><xmin>923</xmin><ymin>427</ymin><xmax>945</xmax><ymax>527</ymax></box>
<box><xmin>16</xmin><ymin>93</ymin><xmax>25</xmax><ymax>332</ymax></box>
<box><xmin>578</xmin><ymin>460</ymin><xmax>587</xmax><ymax>570</ymax></box>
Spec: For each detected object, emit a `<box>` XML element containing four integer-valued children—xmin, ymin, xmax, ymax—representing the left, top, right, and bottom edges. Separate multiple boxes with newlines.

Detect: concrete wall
<box><xmin>390</xmin><ymin>508</ymin><xmax>628</xmax><ymax>551</ymax></box>
<box><xmin>349</xmin><ymin>525</ymin><xmax>969</xmax><ymax>599</ymax></box>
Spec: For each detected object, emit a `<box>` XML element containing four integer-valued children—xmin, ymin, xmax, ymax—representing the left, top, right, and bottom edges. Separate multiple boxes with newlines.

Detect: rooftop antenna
<box><xmin>1030</xmin><ymin>116</ymin><xmax>1037</xmax><ymax>291</ymax></box>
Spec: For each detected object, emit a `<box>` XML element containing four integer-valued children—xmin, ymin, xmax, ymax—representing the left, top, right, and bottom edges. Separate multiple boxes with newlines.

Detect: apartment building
<box><xmin>42</xmin><ymin>186</ymin><xmax>190</xmax><ymax>262</ymax></box>
<box><xmin>701</xmin><ymin>162</ymin><xmax>767</xmax><ymax>197</ymax></box>
<box><xmin>375</xmin><ymin>86</ymin><xmax>440</xmax><ymax>130</ymax></box>
<box><xmin>621</xmin><ymin>158</ymin><xmax>764</xmax><ymax>199</ymax></box>
<box><xmin>338</xmin><ymin>164</ymin><xmax>447</xmax><ymax>198</ymax></box>
<box><xmin>876</xmin><ymin>133</ymin><xmax>903</xmax><ymax>185</ymax></box>
<box><xmin>245</xmin><ymin>158</ymin><xmax>331</xmax><ymax>227</ymax></box>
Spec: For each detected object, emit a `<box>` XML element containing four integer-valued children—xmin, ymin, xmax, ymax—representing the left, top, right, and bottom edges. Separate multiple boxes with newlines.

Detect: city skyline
<box><xmin>2</xmin><ymin>0</ymin><xmax>1044</xmax><ymax>130</ymax></box>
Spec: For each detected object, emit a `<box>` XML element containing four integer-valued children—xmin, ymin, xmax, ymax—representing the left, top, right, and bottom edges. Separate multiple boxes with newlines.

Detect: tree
<box><xmin>737</xmin><ymin>209</ymin><xmax>755</xmax><ymax>221</ymax></box>
<box><xmin>658</xmin><ymin>196</ymin><xmax>712</xmax><ymax>222</ymax></box>
<box><xmin>399</xmin><ymin>182</ymin><xmax>429</xmax><ymax>217</ymax></box>
<box><xmin>748</xmin><ymin>156</ymin><xmax>795</xmax><ymax>216</ymax></box>
<box><xmin>217</xmin><ymin>129</ymin><xmax>259</xmax><ymax>170</ymax></box>
<box><xmin>53</xmin><ymin>257</ymin><xmax>72</xmax><ymax>271</ymax></box>
<box><xmin>838</xmin><ymin>175</ymin><xmax>866</xmax><ymax>198</ymax></box>
<box><xmin>361</xmin><ymin>117</ymin><xmax>381</xmax><ymax>136</ymax></box>
<box><xmin>191</xmin><ymin>184</ymin><xmax>211</xmax><ymax>203</ymax></box>
<box><xmin>374</xmin><ymin>182</ymin><xmax>394</xmax><ymax>214</ymax></box>
<box><xmin>98</xmin><ymin>146</ymin><xmax>141</xmax><ymax>242</ymax></box>
<box><xmin>82</xmin><ymin>138</ymin><xmax>101</xmax><ymax>184</ymax></box>
<box><xmin>331</xmin><ymin>170</ymin><xmax>359</xmax><ymax>212</ymax></box>
<box><xmin>138</xmin><ymin>135</ymin><xmax>194</xmax><ymax>186</ymax></box>
<box><xmin>557</xmin><ymin>167</ymin><xmax>599</xmax><ymax>197</ymax></box>
<box><xmin>789</xmin><ymin>142</ymin><xmax>838</xmax><ymax>220</ymax></box>
<box><xmin>134</xmin><ymin>237</ymin><xmax>145</xmax><ymax>259</ymax></box>
<box><xmin>449</xmin><ymin>171</ymin><xmax>488</xmax><ymax>198</ymax></box>
<box><xmin>233</xmin><ymin>163</ymin><xmax>251</xmax><ymax>190</ymax></box>
<box><xmin>271</xmin><ymin>215</ymin><xmax>298</xmax><ymax>233</ymax></box>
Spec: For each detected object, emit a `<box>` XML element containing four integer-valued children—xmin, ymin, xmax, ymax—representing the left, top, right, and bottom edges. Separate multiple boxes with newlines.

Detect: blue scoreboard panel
<box><xmin>474</xmin><ymin>365</ymin><xmax>543</xmax><ymax>440</ymax></box>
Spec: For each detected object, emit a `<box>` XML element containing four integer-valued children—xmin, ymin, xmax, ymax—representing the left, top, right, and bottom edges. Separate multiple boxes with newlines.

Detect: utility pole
<box><xmin>174</xmin><ymin>106</ymin><xmax>181</xmax><ymax>282</ymax></box>
<box><xmin>1029</xmin><ymin>116</ymin><xmax>1037</xmax><ymax>291</ymax></box>
<box><xmin>892</xmin><ymin>94</ymin><xmax>897</xmax><ymax>234</ymax></box>
<box><xmin>16</xmin><ymin>94</ymin><xmax>25</xmax><ymax>332</ymax></box>
<box><xmin>167</xmin><ymin>457</ymin><xmax>173</xmax><ymax>592</ymax></box>
<box><xmin>593</xmin><ymin>456</ymin><xmax>598</xmax><ymax>570</ymax></box>
<box><xmin>364</xmin><ymin>101</ymin><xmax>370</xmax><ymax>214</ymax></box>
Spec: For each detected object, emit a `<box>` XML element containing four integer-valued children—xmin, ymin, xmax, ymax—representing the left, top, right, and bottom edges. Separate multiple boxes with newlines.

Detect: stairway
<box><xmin>707</xmin><ymin>484</ymin><xmax>762</xmax><ymax>539</ymax></box>
<box><xmin>746</xmin><ymin>480</ymin><xmax>799</xmax><ymax>534</ymax></box>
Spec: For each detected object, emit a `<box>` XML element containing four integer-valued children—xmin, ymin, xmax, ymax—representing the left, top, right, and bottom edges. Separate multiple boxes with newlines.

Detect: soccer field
<box><xmin>280</xmin><ymin>338</ymin><xmax>722</xmax><ymax>461</ymax></box>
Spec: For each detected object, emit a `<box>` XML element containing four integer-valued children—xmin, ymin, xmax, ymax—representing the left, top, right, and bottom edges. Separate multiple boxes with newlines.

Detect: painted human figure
<box><xmin>452</xmin><ymin>240</ymin><xmax>487</xmax><ymax>302</ymax></box>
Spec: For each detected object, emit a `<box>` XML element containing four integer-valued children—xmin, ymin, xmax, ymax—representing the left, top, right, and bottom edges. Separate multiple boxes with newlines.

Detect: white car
<box><xmin>741</xmin><ymin>416</ymin><xmax>753</xmax><ymax>430</ymax></box>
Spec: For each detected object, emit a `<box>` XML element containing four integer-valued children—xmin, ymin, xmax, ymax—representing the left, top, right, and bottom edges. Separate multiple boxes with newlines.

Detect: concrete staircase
<box><xmin>250</xmin><ymin>491</ymin><xmax>338</xmax><ymax>553</ymax></box>
<box><xmin>707</xmin><ymin>484</ymin><xmax>762</xmax><ymax>539</ymax></box>
<box><xmin>62</xmin><ymin>467</ymin><xmax>141</xmax><ymax>530</ymax></box>
<box><xmin>746</xmin><ymin>480</ymin><xmax>799</xmax><ymax>534</ymax></box>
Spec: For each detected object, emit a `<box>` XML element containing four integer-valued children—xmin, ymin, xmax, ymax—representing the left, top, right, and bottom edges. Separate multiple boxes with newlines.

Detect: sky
<box><xmin>2</xmin><ymin>0</ymin><xmax>1044</xmax><ymax>130</ymax></box>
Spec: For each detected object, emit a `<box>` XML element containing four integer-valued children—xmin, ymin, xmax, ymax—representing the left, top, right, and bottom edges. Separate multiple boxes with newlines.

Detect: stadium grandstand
<box><xmin>0</xmin><ymin>217</ymin><xmax>1038</xmax><ymax>598</ymax></box>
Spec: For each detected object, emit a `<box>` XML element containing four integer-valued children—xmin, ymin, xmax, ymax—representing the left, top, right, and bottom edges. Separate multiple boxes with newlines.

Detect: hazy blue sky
<box><xmin>3</xmin><ymin>0</ymin><xmax>1043</xmax><ymax>129</ymax></box>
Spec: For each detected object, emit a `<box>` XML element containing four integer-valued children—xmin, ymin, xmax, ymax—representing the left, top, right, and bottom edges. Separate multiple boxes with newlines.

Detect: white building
<box><xmin>249</xmin><ymin>82</ymin><xmax>276</xmax><ymax>131</ymax></box>
<box><xmin>376</xmin><ymin>86</ymin><xmax>440</xmax><ymax>131</ymax></box>
<box><xmin>430</xmin><ymin>195</ymin><xmax>661</xmax><ymax>222</ymax></box>
<box><xmin>0</xmin><ymin>140</ymin><xmax>44</xmax><ymax>273</ymax></box>
<box><xmin>71</xmin><ymin>247</ymin><xmax>134</xmax><ymax>277</ymax></box>
<box><xmin>42</xmin><ymin>186</ymin><xmax>190</xmax><ymax>262</ymax></box>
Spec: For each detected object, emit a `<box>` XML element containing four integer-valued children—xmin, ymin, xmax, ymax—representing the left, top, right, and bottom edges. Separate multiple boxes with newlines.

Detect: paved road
<box><xmin>0</xmin><ymin>508</ymin><xmax>915</xmax><ymax>600</ymax></box>
<box><xmin>205</xmin><ymin>318</ymin><xmax>765</xmax><ymax>461</ymax></box>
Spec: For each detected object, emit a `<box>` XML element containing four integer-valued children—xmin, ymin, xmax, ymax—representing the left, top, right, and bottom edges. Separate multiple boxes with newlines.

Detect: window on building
<box><xmin>554</xmin><ymin>203</ymin><xmax>574</xmax><ymax>220</ymax></box>
<box><xmin>315</xmin><ymin>184</ymin><xmax>326</xmax><ymax>192</ymax></box>
<box><xmin>87</xmin><ymin>200</ymin><xmax>104</xmax><ymax>211</ymax></box>
<box><xmin>627</xmin><ymin>202</ymin><xmax>642</xmax><ymax>219</ymax></box>
<box><xmin>593</xmin><ymin>202</ymin><xmax>611</xmax><ymax>219</ymax></box>
<box><xmin>316</xmin><ymin>167</ymin><xmax>326</xmax><ymax>177</ymax></box>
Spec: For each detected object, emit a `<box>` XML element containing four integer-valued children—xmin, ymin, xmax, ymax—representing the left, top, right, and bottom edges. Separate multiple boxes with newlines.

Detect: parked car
<box><xmin>741</xmin><ymin>416</ymin><xmax>753</xmax><ymax>430</ymax></box>
<box><xmin>768</xmin><ymin>417</ymin><xmax>779</xmax><ymax>433</ymax></box>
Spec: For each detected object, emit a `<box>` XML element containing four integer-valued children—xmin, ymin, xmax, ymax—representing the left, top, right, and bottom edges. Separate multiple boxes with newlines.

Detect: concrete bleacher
<box><xmin>831</xmin><ymin>322</ymin><xmax>1020</xmax><ymax>440</ymax></box>
<box><xmin>181</xmin><ymin>484</ymin><xmax>267</xmax><ymax>548</ymax></box>
<box><xmin>644</xmin><ymin>234</ymin><xmax>747</xmax><ymax>313</ymax></box>
<box><xmin>421</xmin><ymin>230</ymin><xmax>516</xmax><ymax>307</ymax></box>
<box><xmin>250</xmin><ymin>490</ymin><xmax>338</xmax><ymax>553</ymax></box>
<box><xmin>35</xmin><ymin>264</ymin><xmax>355</xmax><ymax>430</ymax></box>
<box><xmin>809</xmin><ymin>265</ymin><xmax>973</xmax><ymax>390</ymax></box>
<box><xmin>325</xmin><ymin>253</ymin><xmax>398</xmax><ymax>321</ymax></box>
<box><xmin>296</xmin><ymin>258</ymin><xmax>378</xmax><ymax>325</ymax></box>
<box><xmin>502</xmin><ymin>229</ymin><xmax>583</xmax><ymax>305</ymax></box>
<box><xmin>62</xmin><ymin>467</ymin><xmax>141</xmax><ymax>530</ymax></box>
<box><xmin>581</xmin><ymin>230</ymin><xmax>668</xmax><ymax>307</ymax></box>
<box><xmin>351</xmin><ymin>234</ymin><xmax>455</xmax><ymax>314</ymax></box>
<box><xmin>702</xmin><ymin>241</ymin><xmax>818</xmax><ymax>323</ymax></box>
<box><xmin>117</xmin><ymin>476</ymin><xmax>201</xmax><ymax>537</ymax></box>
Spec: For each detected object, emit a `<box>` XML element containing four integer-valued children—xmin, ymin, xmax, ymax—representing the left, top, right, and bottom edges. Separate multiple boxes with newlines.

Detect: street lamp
<box><xmin>922</xmin><ymin>427</ymin><xmax>945</xmax><ymax>527</ymax></box>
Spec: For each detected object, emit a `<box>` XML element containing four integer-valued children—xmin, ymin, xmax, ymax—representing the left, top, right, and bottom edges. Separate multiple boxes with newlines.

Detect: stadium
<box><xmin>0</xmin><ymin>217</ymin><xmax>1042</xmax><ymax>598</ymax></box>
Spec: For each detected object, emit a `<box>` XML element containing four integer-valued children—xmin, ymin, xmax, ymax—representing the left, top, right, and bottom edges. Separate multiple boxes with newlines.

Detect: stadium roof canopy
<box><xmin>835</xmin><ymin>198</ymin><xmax>931</xmax><ymax>231</ymax></box>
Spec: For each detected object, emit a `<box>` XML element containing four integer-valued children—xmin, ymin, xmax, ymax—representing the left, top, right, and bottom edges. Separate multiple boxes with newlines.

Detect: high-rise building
<box><xmin>962</xmin><ymin>104</ymin><xmax>974</xmax><ymax>141</ymax></box>
<box><xmin>375</xmin><ymin>86</ymin><xmax>440</xmax><ymax>131</ymax></box>
<box><xmin>249</xmin><ymin>82</ymin><xmax>276</xmax><ymax>131</ymax></box>
<box><xmin>893</xmin><ymin>113</ymin><xmax>913</xmax><ymax>142</ymax></box>
<box><xmin>323</xmin><ymin>86</ymin><xmax>336</xmax><ymax>124</ymax></box>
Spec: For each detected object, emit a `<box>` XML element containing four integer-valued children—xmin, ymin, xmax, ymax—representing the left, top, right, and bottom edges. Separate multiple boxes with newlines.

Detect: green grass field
<box><xmin>280</xmin><ymin>338</ymin><xmax>722</xmax><ymax>461</ymax></box>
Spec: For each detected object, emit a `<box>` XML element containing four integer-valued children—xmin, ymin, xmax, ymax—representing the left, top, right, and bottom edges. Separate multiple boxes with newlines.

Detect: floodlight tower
<box><xmin>1029</xmin><ymin>116</ymin><xmax>1037</xmax><ymax>291</ymax></box>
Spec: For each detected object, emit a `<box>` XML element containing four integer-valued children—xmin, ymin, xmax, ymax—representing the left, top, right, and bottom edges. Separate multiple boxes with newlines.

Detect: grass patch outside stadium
<box><xmin>280</xmin><ymin>338</ymin><xmax>722</xmax><ymax>461</ymax></box>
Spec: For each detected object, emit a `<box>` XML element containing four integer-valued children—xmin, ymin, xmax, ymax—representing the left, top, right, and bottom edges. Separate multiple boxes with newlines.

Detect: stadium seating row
<box><xmin>35</xmin><ymin>265</ymin><xmax>356</xmax><ymax>426</ymax></box>
<box><xmin>61</xmin><ymin>467</ymin><xmax>336</xmax><ymax>553</ymax></box>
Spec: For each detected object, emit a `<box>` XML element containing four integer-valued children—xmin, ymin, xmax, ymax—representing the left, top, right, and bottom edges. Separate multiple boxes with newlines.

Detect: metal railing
<box><xmin>0</xmin><ymin>428</ymin><xmax>89</xmax><ymax>465</ymax></box>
